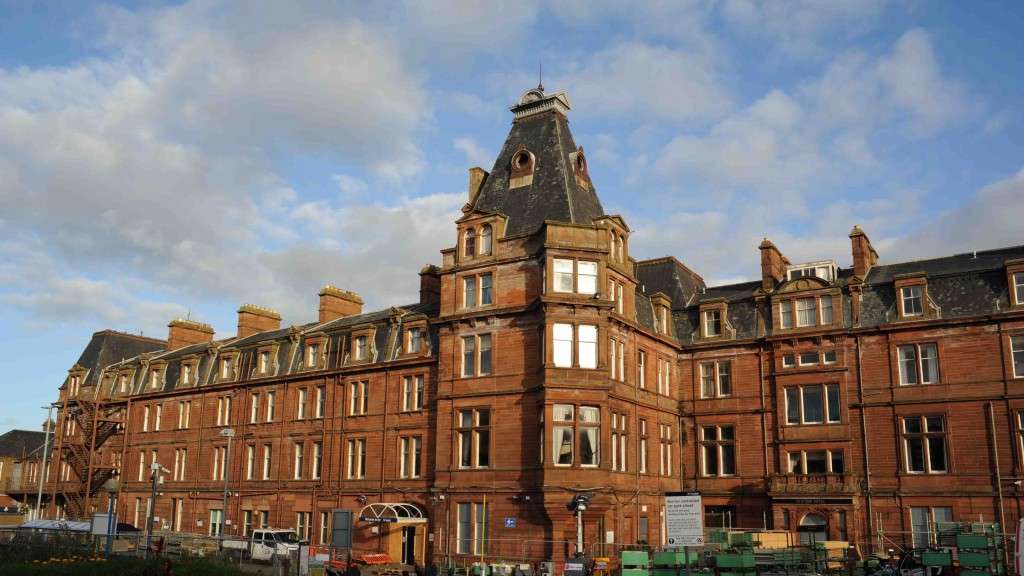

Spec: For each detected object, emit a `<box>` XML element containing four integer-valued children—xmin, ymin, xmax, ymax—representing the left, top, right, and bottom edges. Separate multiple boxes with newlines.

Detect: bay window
<box><xmin>785</xmin><ymin>384</ymin><xmax>841</xmax><ymax>425</ymax></box>
<box><xmin>552</xmin><ymin>258</ymin><xmax>598</xmax><ymax>295</ymax></box>
<box><xmin>552</xmin><ymin>324</ymin><xmax>597</xmax><ymax>369</ymax></box>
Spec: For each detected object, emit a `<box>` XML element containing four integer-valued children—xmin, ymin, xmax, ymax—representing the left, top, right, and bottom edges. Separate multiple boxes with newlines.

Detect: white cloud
<box><xmin>720</xmin><ymin>0</ymin><xmax>890</xmax><ymax>58</ymax></box>
<box><xmin>453</xmin><ymin>137</ymin><xmax>492</xmax><ymax>169</ymax></box>
<box><xmin>556</xmin><ymin>41</ymin><xmax>732</xmax><ymax>123</ymax></box>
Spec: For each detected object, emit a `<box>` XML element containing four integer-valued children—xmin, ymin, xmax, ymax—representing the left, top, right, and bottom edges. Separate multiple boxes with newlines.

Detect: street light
<box><xmin>102</xmin><ymin>476</ymin><xmax>120</xmax><ymax>556</ymax></box>
<box><xmin>566</xmin><ymin>493</ymin><xmax>592</xmax><ymax>557</ymax></box>
<box><xmin>35</xmin><ymin>404</ymin><xmax>54</xmax><ymax>520</ymax></box>
<box><xmin>145</xmin><ymin>462</ymin><xmax>170</xmax><ymax>556</ymax></box>
<box><xmin>219</xmin><ymin>428</ymin><xmax>235</xmax><ymax>540</ymax></box>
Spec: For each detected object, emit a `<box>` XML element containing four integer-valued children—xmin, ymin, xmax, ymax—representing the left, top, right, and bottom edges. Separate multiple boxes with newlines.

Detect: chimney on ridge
<box><xmin>759</xmin><ymin>238</ymin><xmax>790</xmax><ymax>292</ymax></box>
<box><xmin>319</xmin><ymin>286</ymin><xmax>364</xmax><ymax>323</ymax></box>
<box><xmin>237</xmin><ymin>304</ymin><xmax>282</xmax><ymax>338</ymax></box>
<box><xmin>849</xmin><ymin>225</ymin><xmax>879</xmax><ymax>279</ymax></box>
<box><xmin>167</xmin><ymin>318</ymin><xmax>214</xmax><ymax>351</ymax></box>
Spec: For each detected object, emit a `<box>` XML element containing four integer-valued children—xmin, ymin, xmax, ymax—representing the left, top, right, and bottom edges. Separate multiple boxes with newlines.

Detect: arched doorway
<box><xmin>358</xmin><ymin>503</ymin><xmax>428</xmax><ymax>565</ymax></box>
<box><xmin>798</xmin><ymin>513</ymin><xmax>828</xmax><ymax>545</ymax></box>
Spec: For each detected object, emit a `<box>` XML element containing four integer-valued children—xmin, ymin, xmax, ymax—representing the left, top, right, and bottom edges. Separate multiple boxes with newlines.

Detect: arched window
<box><xmin>798</xmin><ymin>513</ymin><xmax>828</xmax><ymax>545</ymax></box>
<box><xmin>480</xmin><ymin>224</ymin><xmax>492</xmax><ymax>255</ymax></box>
<box><xmin>464</xmin><ymin>229</ymin><xmax>476</xmax><ymax>258</ymax></box>
<box><xmin>610</xmin><ymin>231</ymin><xmax>618</xmax><ymax>261</ymax></box>
<box><xmin>616</xmin><ymin>236</ymin><xmax>625</xmax><ymax>262</ymax></box>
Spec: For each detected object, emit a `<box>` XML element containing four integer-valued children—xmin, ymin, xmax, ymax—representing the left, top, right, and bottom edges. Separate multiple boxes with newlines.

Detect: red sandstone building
<box><xmin>24</xmin><ymin>87</ymin><xmax>1024</xmax><ymax>564</ymax></box>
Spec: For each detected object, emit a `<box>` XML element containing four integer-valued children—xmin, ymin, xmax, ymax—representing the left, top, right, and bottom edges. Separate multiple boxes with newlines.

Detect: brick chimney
<box><xmin>849</xmin><ymin>225</ymin><xmax>879</xmax><ymax>278</ymax></box>
<box><xmin>319</xmin><ymin>285</ymin><xmax>363</xmax><ymax>323</ymax></box>
<box><xmin>759</xmin><ymin>238</ymin><xmax>790</xmax><ymax>292</ymax></box>
<box><xmin>468</xmin><ymin>167</ymin><xmax>488</xmax><ymax>203</ymax></box>
<box><xmin>167</xmin><ymin>319</ymin><xmax>214</xmax><ymax>351</ymax></box>
<box><xmin>237</xmin><ymin>304</ymin><xmax>281</xmax><ymax>338</ymax></box>
<box><xmin>419</xmin><ymin>264</ymin><xmax>441</xmax><ymax>305</ymax></box>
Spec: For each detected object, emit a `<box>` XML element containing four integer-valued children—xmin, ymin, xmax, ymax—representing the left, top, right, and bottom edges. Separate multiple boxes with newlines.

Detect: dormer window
<box><xmin>68</xmin><ymin>375</ymin><xmax>81</xmax><ymax>396</ymax></box>
<box><xmin>221</xmin><ymin>357</ymin><xmax>233</xmax><ymax>379</ymax></box>
<box><xmin>510</xmin><ymin>149</ymin><xmax>535</xmax><ymax>188</ymax></box>
<box><xmin>119</xmin><ymin>374</ymin><xmax>128</xmax><ymax>394</ymax></box>
<box><xmin>150</xmin><ymin>369</ymin><xmax>161</xmax><ymax>389</ymax></box>
<box><xmin>1011</xmin><ymin>272</ymin><xmax>1024</xmax><ymax>305</ymax></box>
<box><xmin>258</xmin><ymin>351</ymin><xmax>271</xmax><ymax>374</ymax></box>
<box><xmin>901</xmin><ymin>286</ymin><xmax>923</xmax><ymax>316</ymax></box>
<box><xmin>703</xmin><ymin>310</ymin><xmax>722</xmax><ymax>337</ymax></box>
<box><xmin>796</xmin><ymin>298</ymin><xmax>816</xmax><ymax>327</ymax></box>
<box><xmin>464</xmin><ymin>229</ymin><xmax>476</xmax><ymax>258</ymax></box>
<box><xmin>480</xmin><ymin>224</ymin><xmax>492</xmax><ymax>255</ymax></box>
<box><xmin>787</xmin><ymin>261</ymin><xmax>837</xmax><ymax>282</ymax></box>
<box><xmin>182</xmin><ymin>364</ymin><xmax>193</xmax><ymax>385</ymax></box>
<box><xmin>355</xmin><ymin>336</ymin><xmax>368</xmax><ymax>361</ymax></box>
<box><xmin>408</xmin><ymin>328</ymin><xmax>423</xmax><ymax>354</ymax></box>
<box><xmin>307</xmin><ymin>342</ymin><xmax>320</xmax><ymax>367</ymax></box>
<box><xmin>776</xmin><ymin>294</ymin><xmax>837</xmax><ymax>331</ymax></box>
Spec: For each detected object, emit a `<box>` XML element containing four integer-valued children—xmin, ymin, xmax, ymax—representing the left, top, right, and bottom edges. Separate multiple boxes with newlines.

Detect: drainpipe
<box><xmin>987</xmin><ymin>403</ymin><xmax>1010</xmax><ymax>569</ymax></box>
<box><xmin>856</xmin><ymin>335</ymin><xmax>874</xmax><ymax>555</ymax></box>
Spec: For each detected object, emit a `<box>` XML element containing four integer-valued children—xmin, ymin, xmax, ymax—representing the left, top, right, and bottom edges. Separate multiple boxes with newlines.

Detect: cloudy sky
<box><xmin>1</xmin><ymin>1</ymin><xmax>1022</xmax><ymax>429</ymax></box>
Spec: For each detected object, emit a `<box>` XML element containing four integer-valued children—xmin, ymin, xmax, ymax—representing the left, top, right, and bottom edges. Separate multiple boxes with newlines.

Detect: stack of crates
<box><xmin>810</xmin><ymin>541</ymin><xmax>849</xmax><ymax>572</ymax></box>
<box><xmin>621</xmin><ymin>551</ymin><xmax>650</xmax><ymax>576</ymax></box>
<box><xmin>956</xmin><ymin>525</ymin><xmax>1005</xmax><ymax>576</ymax></box>
<box><xmin>653</xmin><ymin>551</ymin><xmax>699</xmax><ymax>576</ymax></box>
<box><xmin>715</xmin><ymin>549</ymin><xmax>755</xmax><ymax>576</ymax></box>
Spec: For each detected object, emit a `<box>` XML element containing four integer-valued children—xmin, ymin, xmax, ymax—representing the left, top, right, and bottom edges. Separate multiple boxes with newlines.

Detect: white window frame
<box><xmin>349</xmin><ymin>381</ymin><xmax>368</xmax><ymax>415</ymax></box>
<box><xmin>898</xmin><ymin>343</ymin><xmax>940</xmax><ymax>385</ymax></box>
<box><xmin>785</xmin><ymin>384</ymin><xmax>841</xmax><ymax>425</ymax></box>
<box><xmin>901</xmin><ymin>285</ymin><xmax>924</xmax><ymax>317</ymax></box>
<box><xmin>262</xmin><ymin>444</ymin><xmax>272</xmax><ymax>480</ymax></box>
<box><xmin>780</xmin><ymin>300</ymin><xmax>794</xmax><ymax>329</ymax></box>
<box><xmin>903</xmin><ymin>415</ymin><xmax>947</xmax><ymax>474</ymax></box>
<box><xmin>1010</xmin><ymin>336</ymin><xmax>1023</xmax><ymax>379</ymax></box>
<box><xmin>796</xmin><ymin>297</ymin><xmax>817</xmax><ymax>327</ymax></box>
<box><xmin>1014</xmin><ymin>272</ymin><xmax>1024</xmax><ymax>306</ymax></box>
<box><xmin>346</xmin><ymin>438</ymin><xmax>366</xmax><ymax>479</ymax></box>
<box><xmin>703</xmin><ymin>309</ymin><xmax>722</xmax><ymax>337</ymax></box>
<box><xmin>699</xmin><ymin>425</ymin><xmax>735</xmax><ymax>477</ymax></box>
<box><xmin>699</xmin><ymin>361</ymin><xmax>730</xmax><ymax>398</ymax></box>
<box><xmin>297</xmin><ymin>388</ymin><xmax>307</xmax><ymax>420</ymax></box>
<box><xmin>787</xmin><ymin>449</ymin><xmax>844</xmax><ymax>475</ymax></box>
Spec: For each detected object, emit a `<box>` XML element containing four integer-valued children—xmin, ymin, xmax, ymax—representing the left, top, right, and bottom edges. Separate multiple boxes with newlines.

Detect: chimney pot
<box><xmin>166</xmin><ymin>318</ymin><xmax>214</xmax><ymax>351</ymax></box>
<box><xmin>468</xmin><ymin>167</ymin><xmax>488</xmax><ymax>203</ymax></box>
<box><xmin>759</xmin><ymin>239</ymin><xmax>789</xmax><ymax>291</ymax></box>
<box><xmin>237</xmin><ymin>304</ymin><xmax>282</xmax><ymax>338</ymax></box>
<box><xmin>849</xmin><ymin>225</ymin><xmax>879</xmax><ymax>278</ymax></box>
<box><xmin>319</xmin><ymin>285</ymin><xmax>364</xmax><ymax>323</ymax></box>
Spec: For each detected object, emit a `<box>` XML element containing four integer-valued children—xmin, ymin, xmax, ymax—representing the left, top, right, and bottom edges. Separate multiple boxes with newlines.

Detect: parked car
<box><xmin>221</xmin><ymin>528</ymin><xmax>302</xmax><ymax>562</ymax></box>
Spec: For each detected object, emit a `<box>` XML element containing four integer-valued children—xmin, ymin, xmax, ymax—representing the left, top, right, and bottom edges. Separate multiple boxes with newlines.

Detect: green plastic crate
<box><xmin>622</xmin><ymin>551</ymin><xmax>650</xmax><ymax>566</ymax></box>
<box><xmin>708</xmin><ymin>529</ymin><xmax>729</xmax><ymax>544</ymax></box>
<box><xmin>717</xmin><ymin>553</ymin><xmax>755</xmax><ymax>569</ymax></box>
<box><xmin>958</xmin><ymin>534</ymin><xmax>991</xmax><ymax>549</ymax></box>
<box><xmin>729</xmin><ymin>532</ymin><xmax>755</xmax><ymax>545</ymax></box>
<box><xmin>622</xmin><ymin>570</ymin><xmax>650</xmax><ymax>576</ymax></box>
<box><xmin>960</xmin><ymin>571</ymin><xmax>992</xmax><ymax>576</ymax></box>
<box><xmin>959</xmin><ymin>552</ymin><xmax>993</xmax><ymax>568</ymax></box>
<box><xmin>772</xmin><ymin>551</ymin><xmax>802</xmax><ymax>566</ymax></box>
<box><xmin>921</xmin><ymin>551</ymin><xmax>952</xmax><ymax>567</ymax></box>
<box><xmin>653</xmin><ymin>551</ymin><xmax>699</xmax><ymax>567</ymax></box>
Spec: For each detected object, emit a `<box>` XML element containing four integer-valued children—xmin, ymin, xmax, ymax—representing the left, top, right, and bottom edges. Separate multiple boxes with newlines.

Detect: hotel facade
<box><xmin>21</xmin><ymin>87</ymin><xmax>1024</xmax><ymax>565</ymax></box>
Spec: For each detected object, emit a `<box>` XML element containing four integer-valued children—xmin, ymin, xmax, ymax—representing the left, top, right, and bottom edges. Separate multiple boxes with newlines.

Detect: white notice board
<box><xmin>665</xmin><ymin>492</ymin><xmax>704</xmax><ymax>547</ymax></box>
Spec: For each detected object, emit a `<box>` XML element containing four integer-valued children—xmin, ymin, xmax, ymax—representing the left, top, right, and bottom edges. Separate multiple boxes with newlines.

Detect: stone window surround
<box><xmin>402</xmin><ymin>319</ymin><xmax>429</xmax><ymax>357</ymax></box>
<box><xmin>459</xmin><ymin>269</ymin><xmax>496</xmax><ymax>309</ymax></box>
<box><xmin>216</xmin><ymin>350</ymin><xmax>240</xmax><ymax>381</ymax></box>
<box><xmin>1006</xmin><ymin>259</ymin><xmax>1024</xmax><ymax>308</ymax></box>
<box><xmin>254</xmin><ymin>344</ymin><xmax>280</xmax><ymax>376</ymax></box>
<box><xmin>894</xmin><ymin>273</ymin><xmax>938</xmax><ymax>320</ymax></box>
<box><xmin>773</xmin><ymin>291</ymin><xmax>841</xmax><ymax>332</ymax></box>
<box><xmin>303</xmin><ymin>334</ymin><xmax>328</xmax><ymax>368</ymax></box>
<box><xmin>698</xmin><ymin>300</ymin><xmax>732</xmax><ymax>340</ymax></box>
<box><xmin>548</xmin><ymin>254</ymin><xmax>601</xmax><ymax>296</ymax></box>
<box><xmin>348</xmin><ymin>327</ymin><xmax>375</xmax><ymax>364</ymax></box>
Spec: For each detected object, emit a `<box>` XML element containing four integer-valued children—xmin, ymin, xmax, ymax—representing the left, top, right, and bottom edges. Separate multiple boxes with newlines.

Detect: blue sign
<box><xmin>504</xmin><ymin>517</ymin><xmax>516</xmax><ymax>528</ymax></box>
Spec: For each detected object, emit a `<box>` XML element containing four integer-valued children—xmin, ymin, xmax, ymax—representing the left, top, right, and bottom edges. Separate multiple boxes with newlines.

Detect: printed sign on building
<box><xmin>665</xmin><ymin>492</ymin><xmax>704</xmax><ymax>547</ymax></box>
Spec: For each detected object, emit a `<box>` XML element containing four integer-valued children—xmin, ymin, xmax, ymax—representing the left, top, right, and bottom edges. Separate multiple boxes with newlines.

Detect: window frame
<box><xmin>461</xmin><ymin>334</ymin><xmax>493</xmax><ymax>377</ymax></box>
<box><xmin>902</xmin><ymin>415</ymin><xmax>948</xmax><ymax>474</ymax></box>
<box><xmin>784</xmin><ymin>384</ymin><xmax>841</xmax><ymax>425</ymax></box>
<box><xmin>901</xmin><ymin>285</ymin><xmax>924</xmax><ymax>317</ymax></box>
<box><xmin>1010</xmin><ymin>335</ymin><xmax>1024</xmax><ymax>379</ymax></box>
<box><xmin>456</xmin><ymin>408</ymin><xmax>491</xmax><ymax>469</ymax></box>
<box><xmin>897</xmin><ymin>343</ymin><xmax>940</xmax><ymax>385</ymax></box>
<box><xmin>699</xmin><ymin>425</ymin><xmax>734</xmax><ymax>477</ymax></box>
<box><xmin>699</xmin><ymin>361</ymin><xmax>731</xmax><ymax>398</ymax></box>
<box><xmin>787</xmin><ymin>449</ymin><xmax>844</xmax><ymax>475</ymax></box>
<box><xmin>552</xmin><ymin>257</ymin><xmax>599</xmax><ymax>295</ymax></box>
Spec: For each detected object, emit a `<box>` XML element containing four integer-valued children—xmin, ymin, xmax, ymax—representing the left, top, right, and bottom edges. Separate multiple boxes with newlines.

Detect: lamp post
<box><xmin>219</xmin><ymin>428</ymin><xmax>235</xmax><ymax>540</ymax></box>
<box><xmin>102</xmin><ymin>477</ymin><xmax>120</xmax><ymax>556</ymax></box>
<box><xmin>35</xmin><ymin>404</ymin><xmax>54</xmax><ymax>520</ymax></box>
<box><xmin>145</xmin><ymin>462</ymin><xmax>169</xmax><ymax>557</ymax></box>
<box><xmin>566</xmin><ymin>493</ymin><xmax>592</xmax><ymax>557</ymax></box>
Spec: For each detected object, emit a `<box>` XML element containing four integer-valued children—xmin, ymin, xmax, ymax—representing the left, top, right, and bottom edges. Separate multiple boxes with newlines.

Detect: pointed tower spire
<box><xmin>470</xmin><ymin>87</ymin><xmax>605</xmax><ymax>237</ymax></box>
<box><xmin>538</xmin><ymin>58</ymin><xmax>544</xmax><ymax>92</ymax></box>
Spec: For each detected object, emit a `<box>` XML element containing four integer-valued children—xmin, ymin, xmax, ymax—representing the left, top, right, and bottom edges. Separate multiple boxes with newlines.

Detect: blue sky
<box><xmin>1</xmin><ymin>0</ymin><xmax>1022</xmax><ymax>430</ymax></box>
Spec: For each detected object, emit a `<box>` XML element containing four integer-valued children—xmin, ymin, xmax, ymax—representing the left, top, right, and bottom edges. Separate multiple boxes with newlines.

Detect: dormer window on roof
<box><xmin>182</xmin><ymin>363</ymin><xmax>193</xmax><ymax>385</ymax></box>
<box><xmin>893</xmin><ymin>273</ymin><xmax>935</xmax><ymax>320</ymax></box>
<box><xmin>464</xmin><ymin>229</ymin><xmax>476</xmax><ymax>257</ymax></box>
<box><xmin>787</xmin><ymin>260</ymin><xmax>837</xmax><ymax>283</ymax></box>
<box><xmin>480</xmin><ymin>224</ymin><xmax>492</xmax><ymax>255</ymax></box>
<box><xmin>509</xmin><ymin>149</ymin><xmax>535</xmax><ymax>189</ymax></box>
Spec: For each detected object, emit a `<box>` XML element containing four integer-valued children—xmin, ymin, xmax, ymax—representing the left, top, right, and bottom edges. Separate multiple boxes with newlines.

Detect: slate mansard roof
<box><xmin>0</xmin><ymin>430</ymin><xmax>47</xmax><ymax>459</ymax></box>
<box><xmin>471</xmin><ymin>90</ymin><xmax>605</xmax><ymax>237</ymax></box>
<box><xmin>662</xmin><ymin>244</ymin><xmax>1024</xmax><ymax>343</ymax></box>
<box><xmin>66</xmin><ymin>330</ymin><xmax>166</xmax><ymax>389</ymax></box>
<box><xmin>78</xmin><ymin>301</ymin><xmax>438</xmax><ymax>400</ymax></box>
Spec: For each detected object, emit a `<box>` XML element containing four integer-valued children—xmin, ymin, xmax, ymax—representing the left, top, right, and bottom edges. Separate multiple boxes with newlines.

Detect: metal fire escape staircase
<box><xmin>59</xmin><ymin>397</ymin><xmax>123</xmax><ymax>518</ymax></box>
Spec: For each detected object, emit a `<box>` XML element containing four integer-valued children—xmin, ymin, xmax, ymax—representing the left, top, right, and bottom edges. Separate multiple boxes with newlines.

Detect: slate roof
<box><xmin>71</xmin><ymin>330</ymin><xmax>166</xmax><ymax>388</ymax></box>
<box><xmin>668</xmin><ymin>244</ymin><xmax>1024</xmax><ymax>343</ymax></box>
<box><xmin>0</xmin><ymin>430</ymin><xmax>47</xmax><ymax>459</ymax></box>
<box><xmin>472</xmin><ymin>92</ymin><xmax>605</xmax><ymax>237</ymax></box>
<box><xmin>635</xmin><ymin>257</ymin><xmax>706</xmax><ymax>310</ymax></box>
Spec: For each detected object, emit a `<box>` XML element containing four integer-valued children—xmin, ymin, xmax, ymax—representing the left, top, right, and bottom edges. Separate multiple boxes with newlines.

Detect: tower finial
<box><xmin>537</xmin><ymin>58</ymin><xmax>544</xmax><ymax>92</ymax></box>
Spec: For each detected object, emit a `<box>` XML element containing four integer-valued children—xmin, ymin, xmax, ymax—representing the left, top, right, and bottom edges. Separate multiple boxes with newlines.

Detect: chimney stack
<box><xmin>237</xmin><ymin>304</ymin><xmax>281</xmax><ymax>338</ymax></box>
<box><xmin>319</xmin><ymin>285</ymin><xmax>364</xmax><ymax>323</ymax></box>
<box><xmin>419</xmin><ymin>264</ymin><xmax>441</xmax><ymax>306</ymax></box>
<box><xmin>468</xmin><ymin>167</ymin><xmax>488</xmax><ymax>203</ymax></box>
<box><xmin>849</xmin><ymin>225</ymin><xmax>879</xmax><ymax>278</ymax></box>
<box><xmin>167</xmin><ymin>318</ymin><xmax>214</xmax><ymax>351</ymax></box>
<box><xmin>759</xmin><ymin>238</ymin><xmax>790</xmax><ymax>292</ymax></box>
